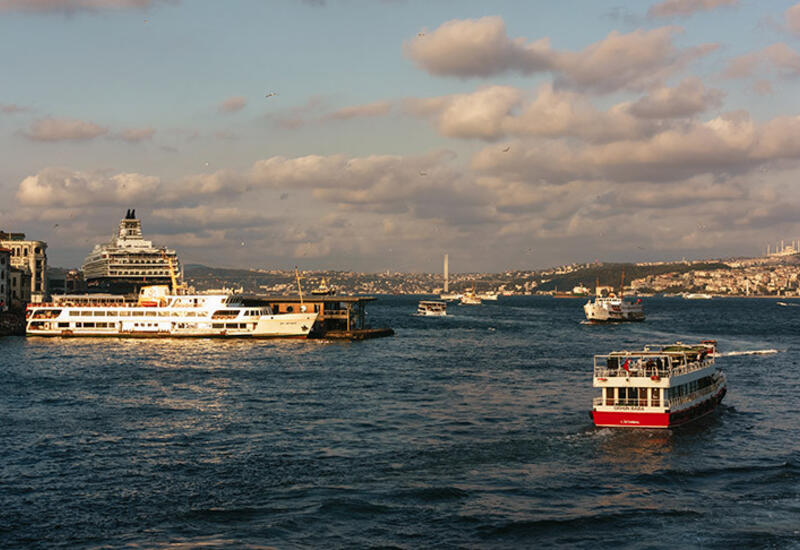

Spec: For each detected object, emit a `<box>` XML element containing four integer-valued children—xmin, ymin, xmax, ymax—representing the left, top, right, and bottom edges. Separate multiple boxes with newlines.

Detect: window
<box><xmin>651</xmin><ymin>388</ymin><xmax>660</xmax><ymax>407</ymax></box>
<box><xmin>58</xmin><ymin>322</ymin><xmax>69</xmax><ymax>328</ymax></box>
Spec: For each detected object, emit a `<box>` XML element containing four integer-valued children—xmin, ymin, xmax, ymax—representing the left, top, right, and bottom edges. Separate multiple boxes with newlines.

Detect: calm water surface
<box><xmin>1</xmin><ymin>296</ymin><xmax>799</xmax><ymax>549</ymax></box>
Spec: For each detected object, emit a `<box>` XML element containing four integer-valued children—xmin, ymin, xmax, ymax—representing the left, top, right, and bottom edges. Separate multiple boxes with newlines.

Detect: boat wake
<box><xmin>717</xmin><ymin>349</ymin><xmax>781</xmax><ymax>357</ymax></box>
<box><xmin>777</xmin><ymin>301</ymin><xmax>800</xmax><ymax>307</ymax></box>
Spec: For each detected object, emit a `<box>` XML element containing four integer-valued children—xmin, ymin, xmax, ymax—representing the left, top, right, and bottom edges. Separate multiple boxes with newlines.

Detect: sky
<box><xmin>2</xmin><ymin>0</ymin><xmax>800</xmax><ymax>273</ymax></box>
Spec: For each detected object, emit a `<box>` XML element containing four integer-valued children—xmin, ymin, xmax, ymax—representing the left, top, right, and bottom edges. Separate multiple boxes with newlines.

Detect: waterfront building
<box><xmin>0</xmin><ymin>247</ymin><xmax>9</xmax><ymax>311</ymax></box>
<box><xmin>82</xmin><ymin>209</ymin><xmax>180</xmax><ymax>294</ymax></box>
<box><xmin>0</xmin><ymin>231</ymin><xmax>48</xmax><ymax>303</ymax></box>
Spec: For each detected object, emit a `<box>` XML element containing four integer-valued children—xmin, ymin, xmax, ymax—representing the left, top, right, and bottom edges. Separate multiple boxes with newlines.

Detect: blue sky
<box><xmin>2</xmin><ymin>0</ymin><xmax>800</xmax><ymax>272</ymax></box>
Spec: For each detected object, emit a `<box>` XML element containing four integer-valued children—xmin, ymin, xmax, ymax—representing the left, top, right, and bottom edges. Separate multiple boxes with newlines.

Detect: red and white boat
<box><xmin>591</xmin><ymin>340</ymin><xmax>726</xmax><ymax>428</ymax></box>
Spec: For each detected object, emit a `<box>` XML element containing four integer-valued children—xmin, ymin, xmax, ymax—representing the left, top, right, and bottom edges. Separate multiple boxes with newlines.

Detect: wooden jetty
<box><xmin>242</xmin><ymin>294</ymin><xmax>394</xmax><ymax>340</ymax></box>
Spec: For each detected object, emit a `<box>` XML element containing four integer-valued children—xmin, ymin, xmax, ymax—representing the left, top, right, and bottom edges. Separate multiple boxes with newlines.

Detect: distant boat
<box><xmin>584</xmin><ymin>271</ymin><xmax>644</xmax><ymax>323</ymax></box>
<box><xmin>439</xmin><ymin>292</ymin><xmax>462</xmax><ymax>301</ymax></box>
<box><xmin>311</xmin><ymin>278</ymin><xmax>336</xmax><ymax>296</ymax></box>
<box><xmin>684</xmin><ymin>293</ymin><xmax>712</xmax><ymax>300</ymax></box>
<box><xmin>478</xmin><ymin>291</ymin><xmax>498</xmax><ymax>301</ymax></box>
<box><xmin>460</xmin><ymin>288</ymin><xmax>482</xmax><ymax>305</ymax></box>
<box><xmin>417</xmin><ymin>300</ymin><xmax>446</xmax><ymax>316</ymax></box>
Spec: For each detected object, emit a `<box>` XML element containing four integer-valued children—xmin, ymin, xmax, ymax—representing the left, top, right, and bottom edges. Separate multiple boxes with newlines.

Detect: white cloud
<box><xmin>24</xmin><ymin>117</ymin><xmax>107</xmax><ymax>141</ymax></box>
<box><xmin>16</xmin><ymin>168</ymin><xmax>160</xmax><ymax>206</ymax></box>
<box><xmin>627</xmin><ymin>77</ymin><xmax>724</xmax><ymax>118</ymax></box>
<box><xmin>218</xmin><ymin>96</ymin><xmax>247</xmax><ymax>113</ymax></box>
<box><xmin>0</xmin><ymin>0</ymin><xmax>171</xmax><ymax>13</ymax></box>
<box><xmin>323</xmin><ymin>100</ymin><xmax>392</xmax><ymax>120</ymax></box>
<box><xmin>404</xmin><ymin>18</ymin><xmax>716</xmax><ymax>93</ymax></box>
<box><xmin>404</xmin><ymin>16</ymin><xmax>552</xmax><ymax>78</ymax></box>
<box><xmin>647</xmin><ymin>0</ymin><xmax>738</xmax><ymax>18</ymax></box>
<box><xmin>788</xmin><ymin>3</ymin><xmax>800</xmax><ymax>35</ymax></box>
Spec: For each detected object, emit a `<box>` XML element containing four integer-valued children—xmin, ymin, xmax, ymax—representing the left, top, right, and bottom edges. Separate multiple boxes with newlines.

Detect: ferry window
<box><xmin>212</xmin><ymin>323</ymin><xmax>223</xmax><ymax>329</ymax></box>
<box><xmin>81</xmin><ymin>311</ymin><xmax>93</xmax><ymax>316</ymax></box>
<box><xmin>94</xmin><ymin>311</ymin><xmax>106</xmax><ymax>316</ymax></box>
<box><xmin>159</xmin><ymin>312</ymin><xmax>169</xmax><ymax>317</ymax></box>
<box><xmin>287</xmin><ymin>306</ymin><xmax>294</xmax><ymax>312</ymax></box>
<box><xmin>133</xmin><ymin>311</ymin><xmax>145</xmax><ymax>316</ymax></box>
<box><xmin>651</xmin><ymin>388</ymin><xmax>660</xmax><ymax>407</ymax></box>
<box><xmin>107</xmin><ymin>311</ymin><xmax>117</xmax><ymax>316</ymax></box>
<box><xmin>58</xmin><ymin>322</ymin><xmax>69</xmax><ymax>328</ymax></box>
<box><xmin>84</xmin><ymin>322</ymin><xmax>95</xmax><ymax>328</ymax></box>
<box><xmin>314</xmin><ymin>304</ymin><xmax>320</xmax><ymax>312</ymax></box>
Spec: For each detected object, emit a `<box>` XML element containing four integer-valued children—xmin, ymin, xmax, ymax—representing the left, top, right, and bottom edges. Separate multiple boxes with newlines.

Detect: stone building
<box><xmin>0</xmin><ymin>231</ymin><xmax>48</xmax><ymax>303</ymax></box>
<box><xmin>0</xmin><ymin>247</ymin><xmax>9</xmax><ymax>311</ymax></box>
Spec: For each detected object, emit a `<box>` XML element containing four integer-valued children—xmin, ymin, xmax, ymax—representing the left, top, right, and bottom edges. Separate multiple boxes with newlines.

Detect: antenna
<box><xmin>295</xmin><ymin>266</ymin><xmax>304</xmax><ymax>306</ymax></box>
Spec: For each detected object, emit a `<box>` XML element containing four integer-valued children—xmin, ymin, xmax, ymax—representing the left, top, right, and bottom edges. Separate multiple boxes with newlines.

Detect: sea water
<box><xmin>1</xmin><ymin>296</ymin><xmax>798</xmax><ymax>548</ymax></box>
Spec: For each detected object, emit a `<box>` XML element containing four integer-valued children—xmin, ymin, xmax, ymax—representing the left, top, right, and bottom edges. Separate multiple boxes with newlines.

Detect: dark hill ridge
<box><xmin>181</xmin><ymin>262</ymin><xmax>731</xmax><ymax>295</ymax></box>
<box><xmin>536</xmin><ymin>262</ymin><xmax>731</xmax><ymax>292</ymax></box>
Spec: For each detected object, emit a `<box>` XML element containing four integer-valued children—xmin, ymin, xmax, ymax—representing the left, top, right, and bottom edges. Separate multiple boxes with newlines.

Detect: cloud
<box><xmin>788</xmin><ymin>3</ymin><xmax>800</xmax><ymax>35</ymax></box>
<box><xmin>405</xmin><ymin>84</ymin><xmax>661</xmax><ymax>143</ymax></box>
<box><xmin>404</xmin><ymin>16</ymin><xmax>553</xmax><ymax>78</ymax></box>
<box><xmin>647</xmin><ymin>0</ymin><xmax>738</xmax><ymax>18</ymax></box>
<box><xmin>323</xmin><ymin>100</ymin><xmax>392</xmax><ymax>121</ymax></box>
<box><xmin>16</xmin><ymin>168</ymin><xmax>161</xmax><ymax>206</ymax></box>
<box><xmin>472</xmin><ymin>111</ymin><xmax>800</xmax><ymax>184</ymax></box>
<box><xmin>551</xmin><ymin>27</ymin><xmax>718</xmax><ymax>93</ymax></box>
<box><xmin>0</xmin><ymin>0</ymin><xmax>172</xmax><ymax>13</ymax></box>
<box><xmin>724</xmin><ymin>43</ymin><xmax>800</xmax><ymax>79</ymax></box>
<box><xmin>404</xmin><ymin>85</ymin><xmax>523</xmax><ymax>140</ymax></box>
<box><xmin>24</xmin><ymin>117</ymin><xmax>107</xmax><ymax>141</ymax></box>
<box><xmin>1</xmin><ymin>103</ymin><xmax>30</xmax><ymax>114</ymax></box>
<box><xmin>149</xmin><ymin>205</ymin><xmax>274</xmax><ymax>233</ymax></box>
<box><xmin>405</xmin><ymin>18</ymin><xmax>716</xmax><ymax>93</ymax></box>
<box><xmin>218</xmin><ymin>96</ymin><xmax>247</xmax><ymax>113</ymax></box>
<box><xmin>627</xmin><ymin>77</ymin><xmax>724</xmax><ymax>118</ymax></box>
<box><xmin>114</xmin><ymin>126</ymin><xmax>155</xmax><ymax>142</ymax></box>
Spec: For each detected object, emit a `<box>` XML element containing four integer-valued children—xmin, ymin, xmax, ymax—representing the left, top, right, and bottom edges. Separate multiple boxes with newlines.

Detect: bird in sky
<box><xmin>419</xmin><ymin>171</ymin><xmax>427</xmax><ymax>176</ymax></box>
<box><xmin>240</xmin><ymin>242</ymin><xmax>246</xmax><ymax>247</ymax></box>
<box><xmin>502</xmin><ymin>146</ymin><xmax>510</xmax><ymax>152</ymax></box>
<box><xmin>417</xmin><ymin>32</ymin><xmax>425</xmax><ymax>37</ymax></box>
<box><xmin>265</xmin><ymin>92</ymin><xmax>277</xmax><ymax>98</ymax></box>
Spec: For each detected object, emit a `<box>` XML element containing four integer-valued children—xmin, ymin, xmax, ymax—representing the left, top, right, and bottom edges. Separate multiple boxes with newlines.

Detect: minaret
<box><xmin>443</xmin><ymin>254</ymin><xmax>449</xmax><ymax>293</ymax></box>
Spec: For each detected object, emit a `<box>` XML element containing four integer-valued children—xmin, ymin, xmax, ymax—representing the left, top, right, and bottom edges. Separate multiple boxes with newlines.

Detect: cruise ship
<box><xmin>82</xmin><ymin>210</ymin><xmax>179</xmax><ymax>294</ymax></box>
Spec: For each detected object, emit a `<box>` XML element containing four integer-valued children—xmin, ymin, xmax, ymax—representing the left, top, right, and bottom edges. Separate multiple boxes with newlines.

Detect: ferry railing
<box><xmin>664</xmin><ymin>379</ymin><xmax>722</xmax><ymax>409</ymax></box>
<box><xmin>593</xmin><ymin>354</ymin><xmax>713</xmax><ymax>380</ymax></box>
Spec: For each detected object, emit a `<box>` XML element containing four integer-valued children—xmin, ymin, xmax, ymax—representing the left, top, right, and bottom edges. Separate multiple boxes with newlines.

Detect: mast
<box><xmin>295</xmin><ymin>266</ymin><xmax>304</xmax><ymax>306</ymax></box>
<box><xmin>620</xmin><ymin>269</ymin><xmax>625</xmax><ymax>299</ymax></box>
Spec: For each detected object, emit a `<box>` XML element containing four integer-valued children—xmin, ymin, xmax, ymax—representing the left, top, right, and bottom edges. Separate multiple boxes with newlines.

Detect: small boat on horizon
<box><xmin>417</xmin><ymin>300</ymin><xmax>447</xmax><ymax>316</ymax></box>
<box><xmin>684</xmin><ymin>293</ymin><xmax>712</xmax><ymax>299</ymax></box>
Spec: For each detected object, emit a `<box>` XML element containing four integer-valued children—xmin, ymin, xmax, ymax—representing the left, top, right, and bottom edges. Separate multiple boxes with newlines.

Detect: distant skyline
<box><xmin>3</xmin><ymin>0</ymin><xmax>800</xmax><ymax>273</ymax></box>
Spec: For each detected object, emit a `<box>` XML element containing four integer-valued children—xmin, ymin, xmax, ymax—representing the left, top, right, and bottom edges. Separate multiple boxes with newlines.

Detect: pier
<box><xmin>243</xmin><ymin>295</ymin><xmax>394</xmax><ymax>340</ymax></box>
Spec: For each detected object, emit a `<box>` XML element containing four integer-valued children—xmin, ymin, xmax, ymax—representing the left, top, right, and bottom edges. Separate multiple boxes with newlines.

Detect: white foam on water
<box><xmin>718</xmin><ymin>349</ymin><xmax>781</xmax><ymax>357</ymax></box>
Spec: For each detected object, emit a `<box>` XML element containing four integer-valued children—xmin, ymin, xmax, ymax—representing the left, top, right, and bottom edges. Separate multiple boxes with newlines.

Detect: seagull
<box><xmin>417</xmin><ymin>32</ymin><xmax>425</xmax><ymax>37</ymax></box>
<box><xmin>265</xmin><ymin>92</ymin><xmax>277</xmax><ymax>98</ymax></box>
<box><xmin>280</xmin><ymin>192</ymin><xmax>289</xmax><ymax>200</ymax></box>
<box><xmin>53</xmin><ymin>223</ymin><xmax>59</xmax><ymax>228</ymax></box>
<box><xmin>204</xmin><ymin>161</ymin><xmax>209</xmax><ymax>167</ymax></box>
<box><xmin>241</xmin><ymin>242</ymin><xmax>246</xmax><ymax>247</ymax></box>
<box><xmin>502</xmin><ymin>146</ymin><xmax>510</xmax><ymax>152</ymax></box>
<box><xmin>419</xmin><ymin>171</ymin><xmax>427</xmax><ymax>176</ymax></box>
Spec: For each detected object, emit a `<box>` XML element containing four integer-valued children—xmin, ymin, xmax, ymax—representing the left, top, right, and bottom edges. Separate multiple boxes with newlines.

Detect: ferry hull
<box><xmin>592</xmin><ymin>387</ymin><xmax>726</xmax><ymax>429</ymax></box>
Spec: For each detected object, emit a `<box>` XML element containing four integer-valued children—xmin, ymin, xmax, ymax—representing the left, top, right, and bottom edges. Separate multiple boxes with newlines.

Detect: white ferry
<box><xmin>417</xmin><ymin>300</ymin><xmax>447</xmax><ymax>316</ymax></box>
<box><xmin>460</xmin><ymin>289</ymin><xmax>482</xmax><ymax>305</ymax></box>
<box><xmin>26</xmin><ymin>285</ymin><xmax>318</xmax><ymax>338</ymax></box>
<box><xmin>584</xmin><ymin>293</ymin><xmax>644</xmax><ymax>322</ymax></box>
<box><xmin>684</xmin><ymin>293</ymin><xmax>713</xmax><ymax>300</ymax></box>
<box><xmin>591</xmin><ymin>340</ymin><xmax>726</xmax><ymax>428</ymax></box>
